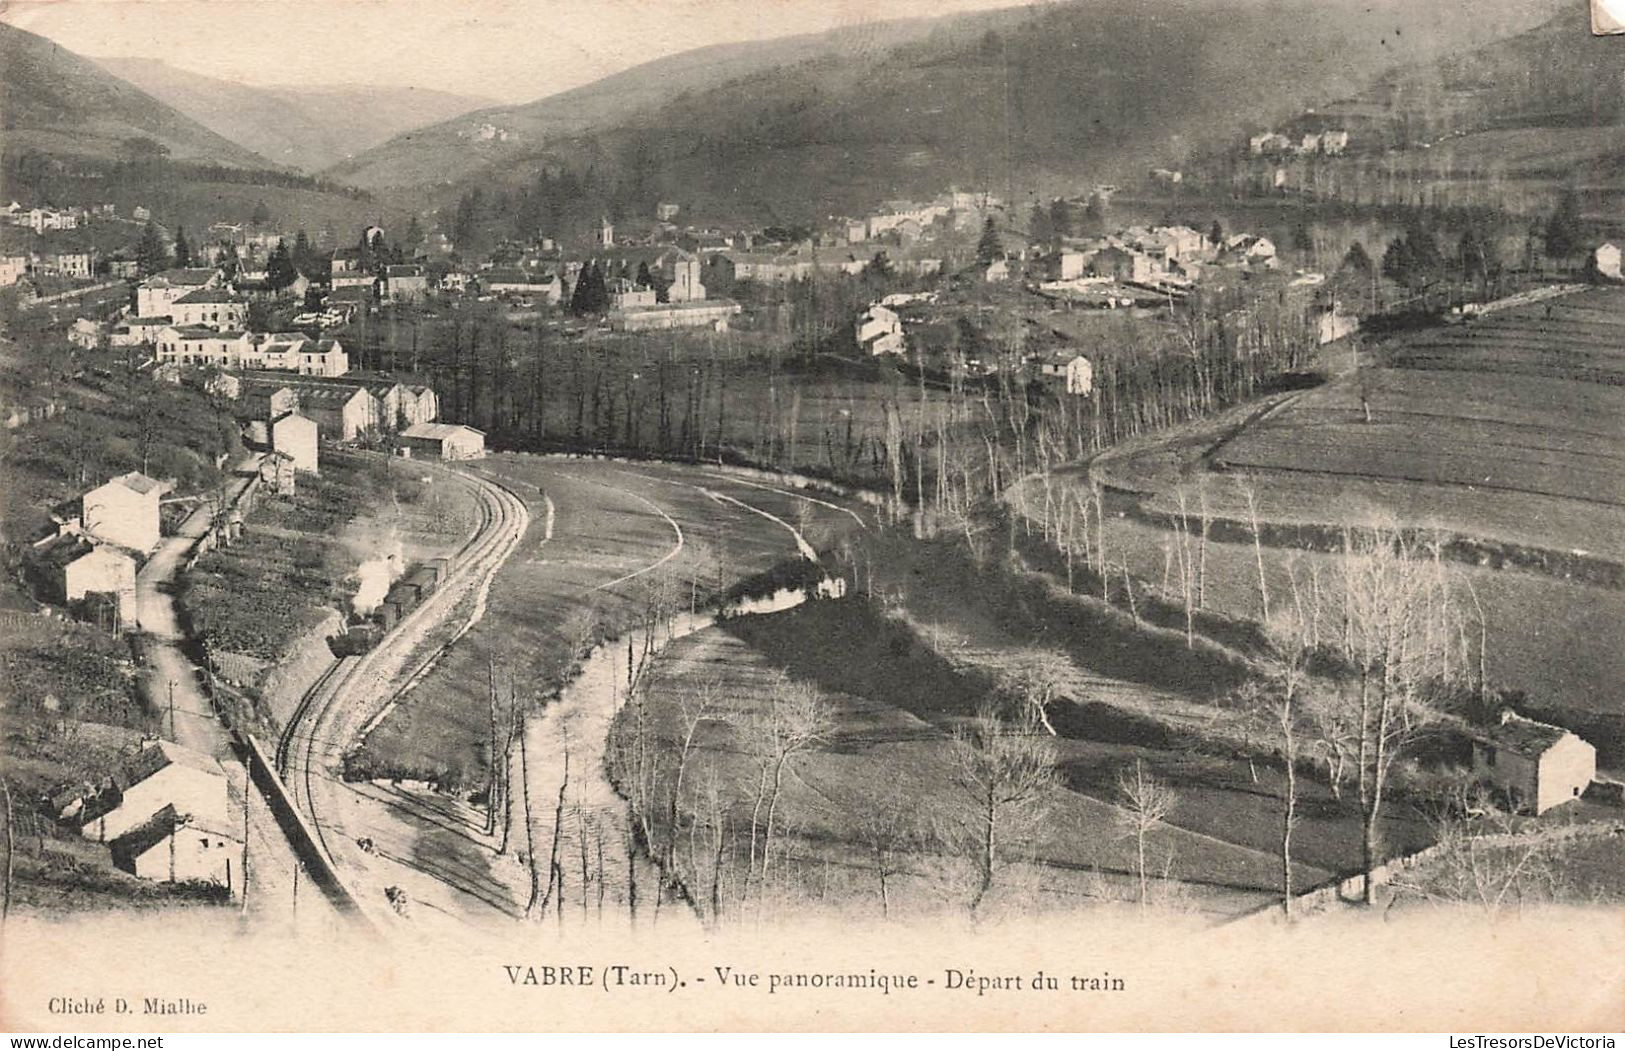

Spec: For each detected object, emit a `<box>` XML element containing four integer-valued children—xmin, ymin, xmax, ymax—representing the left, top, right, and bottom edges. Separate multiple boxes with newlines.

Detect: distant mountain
<box><xmin>0</xmin><ymin>22</ymin><xmax>271</xmax><ymax>168</ymax></box>
<box><xmin>97</xmin><ymin>58</ymin><xmax>493</xmax><ymax>172</ymax></box>
<box><xmin>329</xmin><ymin>0</ymin><xmax>1567</xmax><ymax>225</ymax></box>
<box><xmin>322</xmin><ymin>14</ymin><xmax>974</xmax><ymax>194</ymax></box>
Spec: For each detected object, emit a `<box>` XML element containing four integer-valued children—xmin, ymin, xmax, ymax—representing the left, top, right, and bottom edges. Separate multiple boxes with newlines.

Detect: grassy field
<box><xmin>627</xmin><ymin>582</ymin><xmax>1433</xmax><ymax>921</ymax></box>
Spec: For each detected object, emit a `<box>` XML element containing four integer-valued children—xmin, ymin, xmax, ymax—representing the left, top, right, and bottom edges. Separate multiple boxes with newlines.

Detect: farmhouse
<box><xmin>108</xmin><ymin>804</ymin><xmax>239</xmax><ymax>893</ymax></box>
<box><xmin>399</xmin><ymin>422</ymin><xmax>485</xmax><ymax>460</ymax></box>
<box><xmin>82</xmin><ymin>471</ymin><xmax>170</xmax><ymax>554</ymax></box>
<box><xmin>1472</xmin><ymin>711</ymin><xmax>1597</xmax><ymax>815</ymax></box>
<box><xmin>271</xmin><ymin>412</ymin><xmax>319</xmax><ymax>474</ymax></box>
<box><xmin>77</xmin><ymin>740</ymin><xmax>230</xmax><ymax>844</ymax></box>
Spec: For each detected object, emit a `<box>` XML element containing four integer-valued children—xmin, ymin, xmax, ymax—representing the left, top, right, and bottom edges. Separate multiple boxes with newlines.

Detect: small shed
<box><xmin>1472</xmin><ymin>711</ymin><xmax>1596</xmax><ymax>815</ymax></box>
<box><xmin>398</xmin><ymin>422</ymin><xmax>486</xmax><ymax>461</ymax></box>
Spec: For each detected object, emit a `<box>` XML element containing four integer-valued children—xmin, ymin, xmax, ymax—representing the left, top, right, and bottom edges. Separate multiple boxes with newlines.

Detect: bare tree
<box><xmin>1242</xmin><ymin>606</ymin><xmax>1316</xmax><ymax>916</ymax></box>
<box><xmin>747</xmin><ymin>673</ymin><xmax>832</xmax><ymax>886</ymax></box>
<box><xmin>1116</xmin><ymin>759</ymin><xmax>1178</xmax><ymax>913</ymax></box>
<box><xmin>858</xmin><ymin>789</ymin><xmax>918</xmax><ymax>920</ymax></box>
<box><xmin>948</xmin><ymin>700</ymin><xmax>1058</xmax><ymax>915</ymax></box>
<box><xmin>997</xmin><ymin>649</ymin><xmax>1072</xmax><ymax>737</ymax></box>
<box><xmin>1338</xmin><ymin>522</ymin><xmax>1458</xmax><ymax>903</ymax></box>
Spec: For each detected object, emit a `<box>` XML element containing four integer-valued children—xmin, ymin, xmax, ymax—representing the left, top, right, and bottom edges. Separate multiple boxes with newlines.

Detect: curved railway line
<box><xmin>274</xmin><ymin>460</ymin><xmax>530</xmax><ymax>917</ymax></box>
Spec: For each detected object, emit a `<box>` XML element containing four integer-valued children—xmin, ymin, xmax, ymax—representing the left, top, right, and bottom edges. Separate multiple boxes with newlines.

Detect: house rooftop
<box><xmin>401</xmin><ymin>422</ymin><xmax>485</xmax><ymax>440</ymax></box>
<box><xmin>1482</xmin><ymin>713</ymin><xmax>1576</xmax><ymax>759</ymax></box>
<box><xmin>173</xmin><ymin>288</ymin><xmax>246</xmax><ymax>305</ymax></box>
<box><xmin>100</xmin><ymin>471</ymin><xmax>171</xmax><ymax>497</ymax></box>
<box><xmin>107</xmin><ymin>804</ymin><xmax>186</xmax><ymax>863</ymax></box>
<box><xmin>146</xmin><ymin>267</ymin><xmax>219</xmax><ymax>287</ymax></box>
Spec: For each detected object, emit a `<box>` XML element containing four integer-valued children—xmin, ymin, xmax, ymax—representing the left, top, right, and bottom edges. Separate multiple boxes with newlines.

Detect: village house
<box><xmin>237</xmin><ymin>381</ymin><xmax>300</xmax><ymax>422</ymax></box>
<box><xmin>68</xmin><ymin>318</ymin><xmax>102</xmax><ymax>350</ymax></box>
<box><xmin>236</xmin><ymin>272</ymin><xmax>311</xmax><ymax>304</ymax></box>
<box><xmin>1321</xmin><ymin>130</ymin><xmax>1349</xmax><ymax>154</ymax></box>
<box><xmin>249</xmin><ymin>333</ymin><xmax>350</xmax><ymax>377</ymax></box>
<box><xmin>439</xmin><ymin>270</ymin><xmax>473</xmax><ymax>294</ymax></box>
<box><xmin>108</xmin><ymin>804</ymin><xmax>240</xmax><ymax>894</ymax></box>
<box><xmin>136</xmin><ymin>268</ymin><xmax>222</xmax><ymax>317</ymax></box>
<box><xmin>1248</xmin><ymin>132</ymin><xmax>1294</xmax><ymax>155</ymax></box>
<box><xmin>297</xmin><ymin>384</ymin><xmax>381</xmax><ymax>441</ymax></box>
<box><xmin>33</xmin><ymin>535</ymin><xmax>138</xmax><ymax>628</ymax></box>
<box><xmin>1038</xmin><ymin>353</ymin><xmax>1095</xmax><ymax>397</ymax></box>
<box><xmin>1593</xmin><ymin>242</ymin><xmax>1622</xmax><ymax>281</ymax></box>
<box><xmin>153</xmin><ymin>326</ymin><xmax>253</xmax><ymax>369</ymax></box>
<box><xmin>325</xmin><ymin>284</ymin><xmax>373</xmax><ymax>319</ymax></box>
<box><xmin>1088</xmin><ymin>244</ymin><xmax>1155</xmax><ymax>282</ymax></box>
<box><xmin>0</xmin><ymin>253</ymin><xmax>28</xmax><ymax>286</ymax></box>
<box><xmin>1049</xmin><ymin>250</ymin><xmax>1089</xmax><ymax>281</ymax></box>
<box><xmin>170</xmin><ymin>288</ymin><xmax>249</xmax><ymax>329</ymax></box>
<box><xmin>481</xmin><ymin>268</ymin><xmax>564</xmax><ymax>304</ymax></box>
<box><xmin>856</xmin><ymin>304</ymin><xmax>906</xmax><ymax>356</ymax></box>
<box><xmin>1223</xmin><ymin>234</ymin><xmax>1278</xmax><ymax>266</ymax></box>
<box><xmin>38</xmin><ymin>249</ymin><xmax>94</xmax><ymax>279</ymax></box>
<box><xmin>271</xmin><ymin>412</ymin><xmax>319</xmax><ymax>474</ymax></box>
<box><xmin>1472</xmin><ymin>711</ymin><xmax>1597</xmax><ymax>815</ymax></box>
<box><xmin>607</xmin><ymin>277</ymin><xmax>658</xmax><ymax>310</ymax></box>
<box><xmin>981</xmin><ymin>258</ymin><xmax>1011</xmax><ymax>283</ymax></box>
<box><xmin>82</xmin><ymin>471</ymin><xmax>169</xmax><ymax>554</ymax></box>
<box><xmin>75</xmin><ymin>740</ymin><xmax>230</xmax><ymax>844</ymax></box>
<box><xmin>398</xmin><ymin>422</ymin><xmax>485</xmax><ymax>461</ymax></box>
<box><xmin>107</xmin><ymin>316</ymin><xmax>174</xmax><ymax>348</ymax></box>
<box><xmin>381</xmin><ymin>264</ymin><xmax>430</xmax><ymax>304</ymax></box>
<box><xmin>406</xmin><ymin>386</ymin><xmax>439</xmax><ymax>426</ymax></box>
<box><xmin>656</xmin><ymin>202</ymin><xmax>681</xmax><ymax>222</ymax></box>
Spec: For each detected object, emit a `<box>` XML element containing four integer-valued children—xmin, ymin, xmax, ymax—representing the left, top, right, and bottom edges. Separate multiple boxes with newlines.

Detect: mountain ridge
<box><xmin>95</xmin><ymin>57</ymin><xmax>494</xmax><ymax>172</ymax></box>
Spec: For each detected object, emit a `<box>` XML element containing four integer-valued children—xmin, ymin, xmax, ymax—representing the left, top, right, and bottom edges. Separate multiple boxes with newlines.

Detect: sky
<box><xmin>0</xmin><ymin>0</ymin><xmax>1048</xmax><ymax>103</ymax></box>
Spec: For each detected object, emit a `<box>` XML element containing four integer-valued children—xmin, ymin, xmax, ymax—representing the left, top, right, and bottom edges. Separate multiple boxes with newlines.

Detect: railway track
<box><xmin>275</xmin><ymin>459</ymin><xmax>530</xmax><ymax>918</ymax></box>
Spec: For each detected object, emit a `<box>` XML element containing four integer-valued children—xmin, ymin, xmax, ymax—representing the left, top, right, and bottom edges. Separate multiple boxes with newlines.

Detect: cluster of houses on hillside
<box><xmin>1248</xmin><ymin>129</ymin><xmax>1351</xmax><ymax>156</ymax></box>
<box><xmin>49</xmin><ymin>738</ymin><xmax>240</xmax><ymax>894</ymax></box>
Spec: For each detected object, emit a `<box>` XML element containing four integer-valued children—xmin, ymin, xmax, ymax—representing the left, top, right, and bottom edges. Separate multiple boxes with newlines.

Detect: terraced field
<box><xmin>1206</xmin><ymin>288</ymin><xmax>1625</xmax><ymax>557</ymax></box>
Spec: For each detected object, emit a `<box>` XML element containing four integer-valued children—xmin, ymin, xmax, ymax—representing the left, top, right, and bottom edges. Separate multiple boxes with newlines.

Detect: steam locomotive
<box><xmin>332</xmin><ymin>556</ymin><xmax>452</xmax><ymax>656</ymax></box>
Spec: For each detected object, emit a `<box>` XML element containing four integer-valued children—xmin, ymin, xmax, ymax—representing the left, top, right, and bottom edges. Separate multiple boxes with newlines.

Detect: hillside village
<box><xmin>0</xmin><ymin>0</ymin><xmax>1621</xmax><ymax>958</ymax></box>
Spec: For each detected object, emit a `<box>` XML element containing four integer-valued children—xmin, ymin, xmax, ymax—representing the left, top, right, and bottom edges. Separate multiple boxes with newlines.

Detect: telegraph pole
<box><xmin>167</xmin><ymin>679</ymin><xmax>177</xmax><ymax>740</ymax></box>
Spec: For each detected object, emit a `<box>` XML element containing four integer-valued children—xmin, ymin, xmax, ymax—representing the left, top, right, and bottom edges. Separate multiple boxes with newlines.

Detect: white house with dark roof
<box><xmin>135</xmin><ymin>267</ymin><xmax>221</xmax><ymax>317</ymax></box>
<box><xmin>170</xmin><ymin>287</ymin><xmax>249</xmax><ymax>329</ymax></box>
<box><xmin>82</xmin><ymin>471</ymin><xmax>170</xmax><ymax>554</ymax></box>
<box><xmin>1472</xmin><ymin>711</ymin><xmax>1596</xmax><ymax>815</ymax></box>
<box><xmin>271</xmin><ymin>412</ymin><xmax>319</xmax><ymax>474</ymax></box>
<box><xmin>76</xmin><ymin>740</ymin><xmax>230</xmax><ymax>844</ymax></box>
<box><xmin>109</xmin><ymin>803</ymin><xmax>240</xmax><ymax>892</ymax></box>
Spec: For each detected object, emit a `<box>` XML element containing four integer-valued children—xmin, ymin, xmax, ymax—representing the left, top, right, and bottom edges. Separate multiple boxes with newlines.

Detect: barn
<box><xmin>398</xmin><ymin>422</ymin><xmax>485</xmax><ymax>461</ymax></box>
